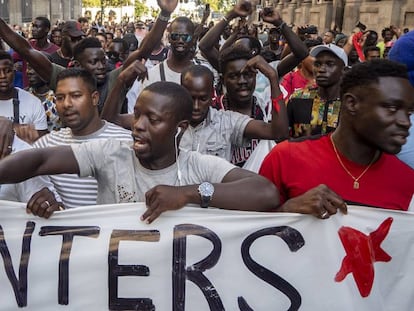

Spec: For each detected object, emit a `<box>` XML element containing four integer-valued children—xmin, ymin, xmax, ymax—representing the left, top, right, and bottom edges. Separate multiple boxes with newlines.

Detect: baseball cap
<box><xmin>61</xmin><ymin>20</ymin><xmax>85</xmax><ymax>37</ymax></box>
<box><xmin>310</xmin><ymin>44</ymin><xmax>348</xmax><ymax>66</ymax></box>
<box><xmin>388</xmin><ymin>30</ymin><xmax>414</xmax><ymax>86</ymax></box>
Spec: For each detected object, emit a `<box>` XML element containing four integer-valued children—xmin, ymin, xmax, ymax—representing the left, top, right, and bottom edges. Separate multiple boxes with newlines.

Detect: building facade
<box><xmin>2</xmin><ymin>0</ymin><xmax>82</xmax><ymax>26</ymax></box>
<box><xmin>2</xmin><ymin>0</ymin><xmax>413</xmax><ymax>35</ymax></box>
<box><xmin>272</xmin><ymin>0</ymin><xmax>414</xmax><ymax>34</ymax></box>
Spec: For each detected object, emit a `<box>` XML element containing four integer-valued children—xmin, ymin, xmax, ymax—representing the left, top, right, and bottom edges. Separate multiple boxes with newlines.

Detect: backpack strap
<box><xmin>12</xmin><ymin>88</ymin><xmax>19</xmax><ymax>124</ymax></box>
<box><xmin>159</xmin><ymin>62</ymin><xmax>166</xmax><ymax>81</ymax></box>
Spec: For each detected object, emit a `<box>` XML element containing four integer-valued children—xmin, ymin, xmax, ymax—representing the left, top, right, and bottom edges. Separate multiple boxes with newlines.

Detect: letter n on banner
<box><xmin>0</xmin><ymin>221</ymin><xmax>35</xmax><ymax>307</ymax></box>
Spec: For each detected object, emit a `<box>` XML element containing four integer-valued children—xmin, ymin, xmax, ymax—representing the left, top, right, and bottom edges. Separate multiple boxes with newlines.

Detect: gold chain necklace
<box><xmin>330</xmin><ymin>135</ymin><xmax>378</xmax><ymax>189</ymax></box>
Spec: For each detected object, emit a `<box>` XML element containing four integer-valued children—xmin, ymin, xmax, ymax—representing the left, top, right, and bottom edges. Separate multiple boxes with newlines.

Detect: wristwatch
<box><xmin>198</xmin><ymin>182</ymin><xmax>214</xmax><ymax>208</ymax></box>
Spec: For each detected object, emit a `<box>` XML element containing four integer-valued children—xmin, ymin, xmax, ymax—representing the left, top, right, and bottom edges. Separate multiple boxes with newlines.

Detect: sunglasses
<box><xmin>169</xmin><ymin>33</ymin><xmax>192</xmax><ymax>43</ymax></box>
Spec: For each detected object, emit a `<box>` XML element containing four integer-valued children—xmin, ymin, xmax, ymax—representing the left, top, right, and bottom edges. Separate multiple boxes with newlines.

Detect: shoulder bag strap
<box><xmin>12</xmin><ymin>88</ymin><xmax>19</xmax><ymax>124</ymax></box>
<box><xmin>159</xmin><ymin>62</ymin><xmax>166</xmax><ymax>81</ymax></box>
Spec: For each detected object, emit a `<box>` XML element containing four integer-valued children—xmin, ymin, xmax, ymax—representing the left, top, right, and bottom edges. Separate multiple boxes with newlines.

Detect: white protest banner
<box><xmin>0</xmin><ymin>200</ymin><xmax>413</xmax><ymax>310</ymax></box>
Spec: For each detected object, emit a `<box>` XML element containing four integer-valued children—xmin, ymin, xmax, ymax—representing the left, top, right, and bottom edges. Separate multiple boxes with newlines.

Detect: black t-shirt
<box><xmin>48</xmin><ymin>52</ymin><xmax>70</xmax><ymax>68</ymax></box>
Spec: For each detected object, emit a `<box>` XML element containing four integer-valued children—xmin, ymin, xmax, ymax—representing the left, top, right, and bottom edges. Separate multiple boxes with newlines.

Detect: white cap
<box><xmin>310</xmin><ymin>44</ymin><xmax>348</xmax><ymax>66</ymax></box>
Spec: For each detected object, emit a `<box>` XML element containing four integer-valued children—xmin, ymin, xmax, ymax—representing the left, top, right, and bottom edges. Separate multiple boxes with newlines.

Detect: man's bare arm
<box><xmin>198</xmin><ymin>0</ymin><xmax>253</xmax><ymax>71</ymax></box>
<box><xmin>0</xmin><ymin>146</ymin><xmax>79</xmax><ymax>184</ymax></box>
<box><xmin>101</xmin><ymin>61</ymin><xmax>142</xmax><ymax>129</ymax></box>
<box><xmin>243</xmin><ymin>56</ymin><xmax>289</xmax><ymax>141</ymax></box>
<box><xmin>0</xmin><ymin>17</ymin><xmax>53</xmax><ymax>82</ymax></box>
<box><xmin>123</xmin><ymin>0</ymin><xmax>178</xmax><ymax>68</ymax></box>
<box><xmin>261</xmin><ymin>8</ymin><xmax>308</xmax><ymax>77</ymax></box>
<box><xmin>142</xmin><ymin>167</ymin><xmax>279</xmax><ymax>223</ymax></box>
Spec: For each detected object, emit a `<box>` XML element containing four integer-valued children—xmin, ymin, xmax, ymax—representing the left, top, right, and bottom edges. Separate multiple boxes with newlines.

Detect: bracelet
<box><xmin>277</xmin><ymin>21</ymin><xmax>287</xmax><ymax>32</ymax></box>
<box><xmin>271</xmin><ymin>94</ymin><xmax>284</xmax><ymax>114</ymax></box>
<box><xmin>222</xmin><ymin>16</ymin><xmax>229</xmax><ymax>24</ymax></box>
<box><xmin>158</xmin><ymin>13</ymin><xmax>171</xmax><ymax>22</ymax></box>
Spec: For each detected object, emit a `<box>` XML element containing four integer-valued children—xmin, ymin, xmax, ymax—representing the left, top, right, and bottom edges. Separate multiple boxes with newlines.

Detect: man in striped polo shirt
<box><xmin>31</xmin><ymin>68</ymin><xmax>131</xmax><ymax>210</ymax></box>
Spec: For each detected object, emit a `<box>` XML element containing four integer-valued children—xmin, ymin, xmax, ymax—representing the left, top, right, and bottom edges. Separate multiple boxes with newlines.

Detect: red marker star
<box><xmin>334</xmin><ymin>217</ymin><xmax>393</xmax><ymax>297</ymax></box>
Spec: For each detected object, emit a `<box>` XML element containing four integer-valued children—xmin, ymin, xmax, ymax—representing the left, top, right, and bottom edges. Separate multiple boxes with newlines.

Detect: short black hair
<box><xmin>304</xmin><ymin>37</ymin><xmax>323</xmax><ymax>49</ymax></box>
<box><xmin>78</xmin><ymin>17</ymin><xmax>88</xmax><ymax>24</ymax></box>
<box><xmin>181</xmin><ymin>64</ymin><xmax>214</xmax><ymax>85</ymax></box>
<box><xmin>56</xmin><ymin>68</ymin><xmax>97</xmax><ymax>93</ymax></box>
<box><xmin>73</xmin><ymin>37</ymin><xmax>102</xmax><ymax>61</ymax></box>
<box><xmin>340</xmin><ymin>59</ymin><xmax>408</xmax><ymax>99</ymax></box>
<box><xmin>143</xmin><ymin>82</ymin><xmax>193</xmax><ymax>122</ymax></box>
<box><xmin>170</xmin><ymin>17</ymin><xmax>195</xmax><ymax>35</ymax></box>
<box><xmin>235</xmin><ymin>35</ymin><xmax>262</xmax><ymax>53</ymax></box>
<box><xmin>111</xmin><ymin>38</ymin><xmax>129</xmax><ymax>53</ymax></box>
<box><xmin>363</xmin><ymin>45</ymin><xmax>380</xmax><ymax>58</ymax></box>
<box><xmin>35</xmin><ymin>16</ymin><xmax>51</xmax><ymax>30</ymax></box>
<box><xmin>51</xmin><ymin>28</ymin><xmax>61</xmax><ymax>35</ymax></box>
<box><xmin>219</xmin><ymin>46</ymin><xmax>254</xmax><ymax>74</ymax></box>
<box><xmin>123</xmin><ymin>33</ymin><xmax>138</xmax><ymax>51</ymax></box>
<box><xmin>96</xmin><ymin>32</ymin><xmax>106</xmax><ymax>40</ymax></box>
<box><xmin>381</xmin><ymin>27</ymin><xmax>392</xmax><ymax>38</ymax></box>
<box><xmin>0</xmin><ymin>50</ymin><xmax>13</xmax><ymax>62</ymax></box>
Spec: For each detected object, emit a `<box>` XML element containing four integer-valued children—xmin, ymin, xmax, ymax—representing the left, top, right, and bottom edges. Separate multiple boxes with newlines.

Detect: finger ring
<box><xmin>321</xmin><ymin>211</ymin><xmax>329</xmax><ymax>218</ymax></box>
<box><xmin>44</xmin><ymin>200</ymin><xmax>51</xmax><ymax>208</ymax></box>
<box><xmin>7</xmin><ymin>145</ymin><xmax>12</xmax><ymax>149</ymax></box>
<box><xmin>58</xmin><ymin>206</ymin><xmax>65</xmax><ymax>211</ymax></box>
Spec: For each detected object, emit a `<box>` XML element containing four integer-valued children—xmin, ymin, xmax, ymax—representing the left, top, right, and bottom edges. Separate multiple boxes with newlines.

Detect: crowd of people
<box><xmin>0</xmin><ymin>0</ymin><xmax>412</xmax><ymax>222</ymax></box>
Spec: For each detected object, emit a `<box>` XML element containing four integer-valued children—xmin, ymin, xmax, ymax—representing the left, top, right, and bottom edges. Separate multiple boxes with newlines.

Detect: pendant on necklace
<box><xmin>353</xmin><ymin>181</ymin><xmax>359</xmax><ymax>189</ymax></box>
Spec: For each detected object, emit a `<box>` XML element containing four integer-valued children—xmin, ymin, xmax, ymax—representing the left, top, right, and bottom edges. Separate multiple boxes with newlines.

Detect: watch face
<box><xmin>199</xmin><ymin>182</ymin><xmax>214</xmax><ymax>196</ymax></box>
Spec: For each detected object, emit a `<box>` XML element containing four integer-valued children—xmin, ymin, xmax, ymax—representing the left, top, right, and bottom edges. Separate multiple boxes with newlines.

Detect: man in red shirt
<box><xmin>30</xmin><ymin>17</ymin><xmax>59</xmax><ymax>54</ymax></box>
<box><xmin>14</xmin><ymin>17</ymin><xmax>59</xmax><ymax>87</ymax></box>
<box><xmin>260</xmin><ymin>59</ymin><xmax>414</xmax><ymax>218</ymax></box>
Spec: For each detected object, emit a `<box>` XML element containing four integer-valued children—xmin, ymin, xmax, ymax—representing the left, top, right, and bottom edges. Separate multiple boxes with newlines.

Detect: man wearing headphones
<box><xmin>0</xmin><ymin>81</ymin><xmax>279</xmax><ymax>223</ymax></box>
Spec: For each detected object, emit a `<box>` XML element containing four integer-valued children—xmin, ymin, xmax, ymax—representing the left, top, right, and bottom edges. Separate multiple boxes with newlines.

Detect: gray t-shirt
<box><xmin>34</xmin><ymin>121</ymin><xmax>132</xmax><ymax>208</ymax></box>
<box><xmin>72</xmin><ymin>139</ymin><xmax>236</xmax><ymax>204</ymax></box>
<box><xmin>180</xmin><ymin>107</ymin><xmax>251</xmax><ymax>161</ymax></box>
<box><xmin>0</xmin><ymin>136</ymin><xmax>59</xmax><ymax>202</ymax></box>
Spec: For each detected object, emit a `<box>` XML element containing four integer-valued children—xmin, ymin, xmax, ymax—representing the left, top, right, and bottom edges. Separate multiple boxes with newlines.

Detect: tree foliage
<box><xmin>82</xmin><ymin>0</ymin><xmax>133</xmax><ymax>7</ymax></box>
<box><xmin>135</xmin><ymin>1</ymin><xmax>149</xmax><ymax>19</ymax></box>
<box><xmin>196</xmin><ymin>0</ymin><xmax>233</xmax><ymax>12</ymax></box>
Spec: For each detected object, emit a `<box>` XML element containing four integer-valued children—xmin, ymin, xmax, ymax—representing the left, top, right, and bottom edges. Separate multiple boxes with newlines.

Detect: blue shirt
<box><xmin>397</xmin><ymin>115</ymin><xmax>414</xmax><ymax>169</ymax></box>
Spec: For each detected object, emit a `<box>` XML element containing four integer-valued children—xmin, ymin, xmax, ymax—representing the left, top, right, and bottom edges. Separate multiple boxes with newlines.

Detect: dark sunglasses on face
<box><xmin>169</xmin><ymin>33</ymin><xmax>192</xmax><ymax>43</ymax></box>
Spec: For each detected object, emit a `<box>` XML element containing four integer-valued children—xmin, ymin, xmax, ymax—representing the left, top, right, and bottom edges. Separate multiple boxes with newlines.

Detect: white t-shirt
<box><xmin>253</xmin><ymin>60</ymin><xmax>280</xmax><ymax>120</ymax></box>
<box><xmin>126</xmin><ymin>61</ymin><xmax>182</xmax><ymax>113</ymax></box>
<box><xmin>72</xmin><ymin>139</ymin><xmax>236</xmax><ymax>205</ymax></box>
<box><xmin>0</xmin><ymin>88</ymin><xmax>47</xmax><ymax>130</ymax></box>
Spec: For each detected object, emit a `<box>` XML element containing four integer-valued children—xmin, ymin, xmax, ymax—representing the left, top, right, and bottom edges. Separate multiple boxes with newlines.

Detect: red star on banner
<box><xmin>334</xmin><ymin>217</ymin><xmax>393</xmax><ymax>297</ymax></box>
